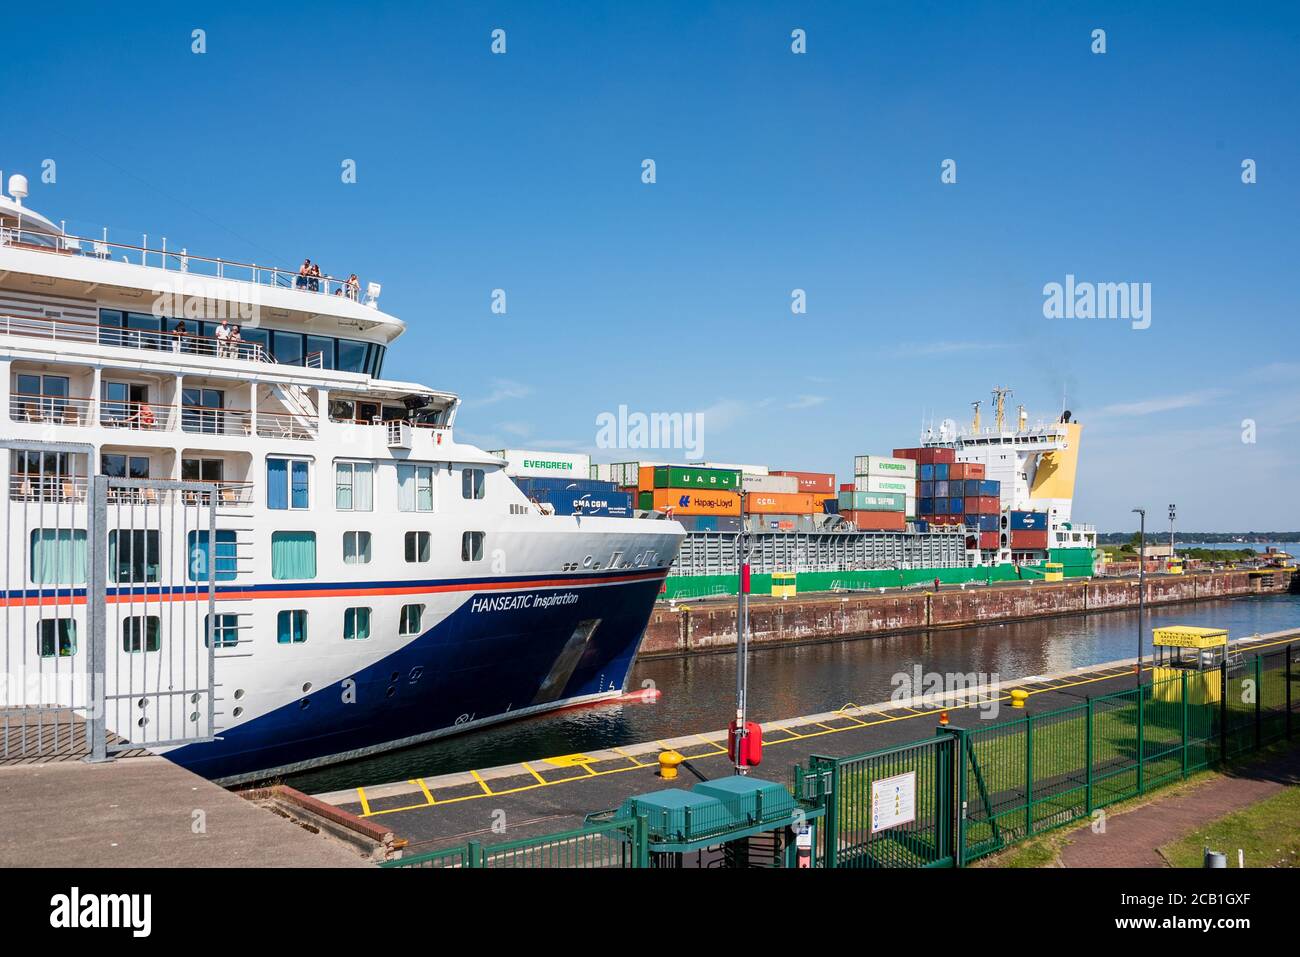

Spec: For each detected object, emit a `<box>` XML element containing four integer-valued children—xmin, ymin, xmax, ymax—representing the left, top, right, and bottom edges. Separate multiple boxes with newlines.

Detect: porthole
<box><xmin>583</xmin><ymin>555</ymin><xmax>593</xmax><ymax>568</ymax></box>
<box><xmin>136</xmin><ymin>717</ymin><xmax>149</xmax><ymax>728</ymax></box>
<box><xmin>190</xmin><ymin>693</ymin><xmax>201</xmax><ymax>704</ymax></box>
<box><xmin>189</xmin><ymin>711</ymin><xmax>200</xmax><ymax>723</ymax></box>
<box><xmin>391</xmin><ymin>671</ymin><xmax>399</xmax><ymax>682</ymax></box>
<box><xmin>299</xmin><ymin>698</ymin><xmax>310</xmax><ymax>710</ymax></box>
<box><xmin>137</xmin><ymin>698</ymin><xmax>148</xmax><ymax>709</ymax></box>
<box><xmin>386</xmin><ymin>686</ymin><xmax>396</xmax><ymax>698</ymax></box>
<box><xmin>234</xmin><ymin>689</ymin><xmax>245</xmax><ymax>700</ymax></box>
<box><xmin>233</xmin><ymin>706</ymin><xmax>244</xmax><ymax>718</ymax></box>
<box><xmin>302</xmin><ymin>682</ymin><xmax>312</xmax><ymax>693</ymax></box>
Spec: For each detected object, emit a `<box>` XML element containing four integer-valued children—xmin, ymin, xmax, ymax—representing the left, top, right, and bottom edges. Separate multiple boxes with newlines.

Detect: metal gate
<box><xmin>0</xmin><ymin>441</ymin><xmax>221</xmax><ymax>762</ymax></box>
<box><xmin>808</xmin><ymin>734</ymin><xmax>956</xmax><ymax>868</ymax></box>
<box><xmin>86</xmin><ymin>476</ymin><xmax>219</xmax><ymax>759</ymax></box>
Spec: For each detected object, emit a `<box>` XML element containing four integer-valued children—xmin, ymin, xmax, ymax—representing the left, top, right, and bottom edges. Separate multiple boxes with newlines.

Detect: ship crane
<box><xmin>992</xmin><ymin>387</ymin><xmax>1013</xmax><ymax>433</ymax></box>
<box><xmin>970</xmin><ymin>401</ymin><xmax>981</xmax><ymax>433</ymax></box>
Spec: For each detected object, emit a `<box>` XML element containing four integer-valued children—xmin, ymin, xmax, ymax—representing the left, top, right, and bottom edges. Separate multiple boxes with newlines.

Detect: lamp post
<box><xmin>1133</xmin><ymin>507</ymin><xmax>1146</xmax><ymax>686</ymax></box>
<box><xmin>733</xmin><ymin>489</ymin><xmax>754</xmax><ymax>776</ymax></box>
<box><xmin>1168</xmin><ymin>503</ymin><xmax>1176</xmax><ymax>560</ymax></box>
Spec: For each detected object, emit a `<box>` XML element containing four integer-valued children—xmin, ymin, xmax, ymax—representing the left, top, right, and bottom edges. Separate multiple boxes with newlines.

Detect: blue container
<box><xmin>822</xmin><ymin>498</ymin><xmax>840</xmax><ymax>514</ymax></box>
<box><xmin>948</xmin><ymin>497</ymin><xmax>964</xmax><ymax>514</ymax></box>
<box><xmin>934</xmin><ymin>480</ymin><xmax>949</xmax><ymax>497</ymax></box>
<box><xmin>919</xmin><ymin>497</ymin><xmax>934</xmax><ymax>514</ymax></box>
<box><xmin>914</xmin><ymin>519</ymin><xmax>929</xmax><ymax>532</ymax></box>
<box><xmin>977</xmin><ymin>514</ymin><xmax>999</xmax><ymax>531</ymax></box>
<box><xmin>920</xmin><ymin>464</ymin><xmax>935</xmax><ymax>481</ymax></box>
<box><xmin>514</xmin><ymin>477</ymin><xmax>618</xmax><ymax>495</ymax></box>
<box><xmin>962</xmin><ymin>480</ymin><xmax>979</xmax><ymax>497</ymax></box>
<box><xmin>978</xmin><ymin>480</ymin><xmax>1000</xmax><ymax>497</ymax></box>
<box><xmin>919</xmin><ymin>481</ymin><xmax>934</xmax><ymax>497</ymax></box>
<box><xmin>934</xmin><ymin>464</ymin><xmax>949</xmax><ymax>481</ymax></box>
<box><xmin>1010</xmin><ymin>510</ymin><xmax>1048</xmax><ymax>531</ymax></box>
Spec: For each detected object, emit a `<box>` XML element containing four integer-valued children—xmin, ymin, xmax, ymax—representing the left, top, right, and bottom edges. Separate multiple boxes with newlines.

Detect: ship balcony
<box><xmin>0</xmin><ymin>312</ymin><xmax>273</xmax><ymax>364</ymax></box>
<box><xmin>255</xmin><ymin>409</ymin><xmax>317</xmax><ymax>441</ymax></box>
<box><xmin>8</xmin><ymin>473</ymin><xmax>88</xmax><ymax>503</ymax></box>
<box><xmin>100</xmin><ymin>399</ymin><xmax>174</xmax><ymax>432</ymax></box>
<box><xmin>9</xmin><ymin>392</ymin><xmax>95</xmax><ymax>427</ymax></box>
<box><xmin>0</xmin><ymin>226</ymin><xmax>381</xmax><ymax>306</ymax></box>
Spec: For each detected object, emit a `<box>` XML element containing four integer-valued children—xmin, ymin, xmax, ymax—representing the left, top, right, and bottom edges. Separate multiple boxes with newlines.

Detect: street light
<box><xmin>1133</xmin><ymin>507</ymin><xmax>1146</xmax><ymax>686</ymax></box>
<box><xmin>1168</xmin><ymin>503</ymin><xmax>1176</xmax><ymax>559</ymax></box>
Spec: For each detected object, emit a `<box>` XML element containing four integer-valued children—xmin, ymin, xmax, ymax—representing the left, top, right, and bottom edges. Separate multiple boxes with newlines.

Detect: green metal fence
<box><xmin>807</xmin><ymin>644</ymin><xmax>1297</xmax><ymax>867</ymax></box>
<box><xmin>384</xmin><ymin>816</ymin><xmax>650</xmax><ymax>869</ymax></box>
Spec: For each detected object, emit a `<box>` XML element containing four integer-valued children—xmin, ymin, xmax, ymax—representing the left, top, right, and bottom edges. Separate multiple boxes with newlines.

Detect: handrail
<box><xmin>0</xmin><ymin>225</ymin><xmax>376</xmax><ymax>304</ymax></box>
<box><xmin>0</xmin><ymin>312</ymin><xmax>272</xmax><ymax>363</ymax></box>
<box><xmin>99</xmin><ymin>399</ymin><xmax>172</xmax><ymax>432</ymax></box>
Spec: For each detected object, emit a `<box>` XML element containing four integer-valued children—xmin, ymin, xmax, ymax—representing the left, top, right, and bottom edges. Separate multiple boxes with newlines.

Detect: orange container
<box><xmin>745</xmin><ymin>491</ymin><xmax>818</xmax><ymax>514</ymax></box>
<box><xmin>771</xmin><ymin>471</ymin><xmax>836</xmax><ymax>494</ymax></box>
<box><xmin>649</xmin><ymin>488</ymin><xmax>741</xmax><ymax>516</ymax></box>
<box><xmin>843</xmin><ymin>510</ymin><xmax>906</xmax><ymax>531</ymax></box>
<box><xmin>638</xmin><ymin>465</ymin><xmax>655</xmax><ymax>490</ymax></box>
<box><xmin>965</xmin><ymin>463</ymin><xmax>986</xmax><ymax>479</ymax></box>
<box><xmin>950</xmin><ymin>464</ymin><xmax>967</xmax><ymax>481</ymax></box>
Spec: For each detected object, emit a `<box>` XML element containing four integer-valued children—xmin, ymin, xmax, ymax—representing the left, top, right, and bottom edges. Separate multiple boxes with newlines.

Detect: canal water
<box><xmin>288</xmin><ymin>593</ymin><xmax>1299</xmax><ymax>794</ymax></box>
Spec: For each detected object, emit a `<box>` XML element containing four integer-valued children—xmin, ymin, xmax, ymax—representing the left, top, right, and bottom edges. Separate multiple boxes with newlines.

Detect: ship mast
<box><xmin>970</xmin><ymin>401</ymin><xmax>981</xmax><ymax>433</ymax></box>
<box><xmin>992</xmin><ymin>386</ymin><xmax>1013</xmax><ymax>432</ymax></box>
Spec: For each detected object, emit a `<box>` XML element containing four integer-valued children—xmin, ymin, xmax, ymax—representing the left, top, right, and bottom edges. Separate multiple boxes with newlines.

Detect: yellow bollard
<box><xmin>1010</xmin><ymin>689</ymin><xmax>1029</xmax><ymax>708</ymax></box>
<box><xmin>658</xmin><ymin>750</ymin><xmax>684</xmax><ymax>780</ymax></box>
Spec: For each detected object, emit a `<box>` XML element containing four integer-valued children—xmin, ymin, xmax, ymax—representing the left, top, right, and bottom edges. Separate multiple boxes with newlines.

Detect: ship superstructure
<box><xmin>0</xmin><ymin>172</ymin><xmax>683</xmax><ymax>783</ymax></box>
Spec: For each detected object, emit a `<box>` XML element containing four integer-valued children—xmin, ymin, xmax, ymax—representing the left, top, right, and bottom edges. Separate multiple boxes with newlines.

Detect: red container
<box><xmin>892</xmin><ymin>448</ymin><xmax>922</xmax><ymax>462</ymax></box>
<box><xmin>950</xmin><ymin>464</ymin><xmax>968</xmax><ymax>480</ymax></box>
<box><xmin>839</xmin><ymin>482</ymin><xmax>854</xmax><ymax>492</ymax></box>
<box><xmin>965</xmin><ymin>463</ymin><xmax>986</xmax><ymax>479</ymax></box>
<box><xmin>843</xmin><ymin>509</ymin><xmax>906</xmax><ymax>532</ymax></box>
<box><xmin>772</xmin><ymin>470</ymin><xmax>835</xmax><ymax>494</ymax></box>
<box><xmin>979</xmin><ymin>531</ymin><xmax>1000</xmax><ymax>549</ymax></box>
<box><xmin>1010</xmin><ymin>530</ymin><xmax>1048</xmax><ymax>549</ymax></box>
<box><xmin>976</xmin><ymin>496</ymin><xmax>1000</xmax><ymax>513</ymax></box>
<box><xmin>728</xmin><ymin>720</ymin><xmax>762</xmax><ymax>767</ymax></box>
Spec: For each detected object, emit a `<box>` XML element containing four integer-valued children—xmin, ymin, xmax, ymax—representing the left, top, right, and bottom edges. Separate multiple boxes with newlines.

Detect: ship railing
<box><xmin>8</xmin><ymin>474</ymin><xmax>89</xmax><ymax>503</ymax></box>
<box><xmin>0</xmin><ymin>225</ymin><xmax>377</xmax><ymax>306</ymax></box>
<box><xmin>8</xmin><ymin>393</ymin><xmax>95</xmax><ymax>427</ymax></box>
<box><xmin>256</xmin><ymin>410</ymin><xmax>316</xmax><ymax>441</ymax></box>
<box><xmin>180</xmin><ymin>406</ymin><xmax>254</xmax><ymax>437</ymax></box>
<box><xmin>0</xmin><ymin>312</ymin><xmax>271</xmax><ymax>363</ymax></box>
<box><xmin>179</xmin><ymin>481</ymin><xmax>254</xmax><ymax>508</ymax></box>
<box><xmin>98</xmin><ymin>399</ymin><xmax>173</xmax><ymax>432</ymax></box>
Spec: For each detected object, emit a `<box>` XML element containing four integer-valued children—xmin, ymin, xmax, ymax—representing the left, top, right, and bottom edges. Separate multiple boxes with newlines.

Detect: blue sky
<box><xmin>5</xmin><ymin>1</ymin><xmax>1297</xmax><ymax>531</ymax></box>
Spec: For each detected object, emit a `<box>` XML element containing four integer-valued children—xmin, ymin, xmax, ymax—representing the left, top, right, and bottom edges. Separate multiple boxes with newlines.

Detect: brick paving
<box><xmin>1057</xmin><ymin>744</ymin><xmax>1300</xmax><ymax>868</ymax></box>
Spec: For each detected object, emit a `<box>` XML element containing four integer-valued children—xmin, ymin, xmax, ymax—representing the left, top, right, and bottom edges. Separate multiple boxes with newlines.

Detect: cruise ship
<box><xmin>0</xmin><ymin>172</ymin><xmax>684</xmax><ymax>783</ymax></box>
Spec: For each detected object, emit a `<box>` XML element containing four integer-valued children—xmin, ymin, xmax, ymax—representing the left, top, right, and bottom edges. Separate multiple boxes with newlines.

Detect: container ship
<box><xmin>501</xmin><ymin>388</ymin><xmax>1098</xmax><ymax>601</ymax></box>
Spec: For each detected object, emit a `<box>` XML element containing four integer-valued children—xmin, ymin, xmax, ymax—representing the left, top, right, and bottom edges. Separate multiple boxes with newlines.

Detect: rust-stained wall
<box><xmin>638</xmin><ymin>569</ymin><xmax>1291</xmax><ymax>659</ymax></box>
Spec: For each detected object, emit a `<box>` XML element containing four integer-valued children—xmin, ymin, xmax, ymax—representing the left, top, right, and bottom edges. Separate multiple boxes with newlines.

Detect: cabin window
<box><xmin>181</xmin><ymin>388</ymin><xmax>226</xmax><ymax>434</ymax></box>
<box><xmin>305</xmin><ymin>335</ymin><xmax>336</xmax><ymax>370</ymax></box>
<box><xmin>461</xmin><ymin>468</ymin><xmax>485</xmax><ymax>500</ymax></box>
<box><xmin>335</xmin><ymin>461</ymin><xmax>373</xmax><ymax>510</ymax></box>
<box><xmin>337</xmin><ymin>339</ymin><xmax>368</xmax><ymax>374</ymax></box>
<box><xmin>123</xmin><ymin>616</ymin><xmax>162</xmax><ymax>653</ymax></box>
<box><xmin>272</xmin><ymin>330</ymin><xmax>304</xmax><ymax>366</ymax></box>
<box><xmin>267</xmin><ymin>457</ymin><xmax>311</xmax><ymax>510</ymax></box>
<box><xmin>399</xmin><ymin>604</ymin><xmax>424</xmax><ymax>636</ymax></box>
<box><xmin>100</xmin><ymin>381</ymin><xmax>149</xmax><ymax>426</ymax></box>
<box><xmin>30</xmin><ymin>529</ymin><xmax>88</xmax><ymax>584</ymax></box>
<box><xmin>102</xmin><ymin>454</ymin><xmax>150</xmax><ymax>480</ymax></box>
<box><xmin>187</xmin><ymin>530</ymin><xmax>238</xmax><ymax>582</ymax></box>
<box><xmin>404</xmin><ymin>531</ymin><xmax>430</xmax><ymax>563</ymax></box>
<box><xmin>206</xmin><ymin>614</ymin><xmax>240</xmax><ymax>648</ymax></box>
<box><xmin>37</xmin><ymin>618</ymin><xmax>77</xmax><ymax>658</ymax></box>
<box><xmin>271</xmin><ymin>531</ymin><xmax>317</xmax><ymax>580</ymax></box>
<box><xmin>461</xmin><ymin>531</ymin><xmax>485</xmax><ymax>562</ymax></box>
<box><xmin>12</xmin><ymin>374</ymin><xmax>70</xmax><ymax>422</ymax></box>
<box><xmin>181</xmin><ymin>458</ymin><xmax>224</xmax><ymax>483</ymax></box>
<box><xmin>397</xmin><ymin>464</ymin><xmax>434</xmax><ymax>512</ymax></box>
<box><xmin>343</xmin><ymin>607</ymin><xmax>372</xmax><ymax>641</ymax></box>
<box><xmin>276</xmin><ymin>609</ymin><xmax>308</xmax><ymax>645</ymax></box>
<box><xmin>343</xmin><ymin>531</ymin><xmax>373</xmax><ymax>565</ymax></box>
<box><xmin>109</xmin><ymin>530</ymin><xmax>161</xmax><ymax>583</ymax></box>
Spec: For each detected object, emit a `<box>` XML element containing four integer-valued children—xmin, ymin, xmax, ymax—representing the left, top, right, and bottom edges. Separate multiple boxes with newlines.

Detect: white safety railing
<box><xmin>256</xmin><ymin>410</ymin><xmax>316</xmax><ymax>440</ymax></box>
<box><xmin>0</xmin><ymin>312</ymin><xmax>271</xmax><ymax>362</ymax></box>
<box><xmin>8</xmin><ymin>393</ymin><xmax>95</xmax><ymax>426</ymax></box>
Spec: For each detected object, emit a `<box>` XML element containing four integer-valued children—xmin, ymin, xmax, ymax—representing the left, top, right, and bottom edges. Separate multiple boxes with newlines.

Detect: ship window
<box><xmin>328</xmin><ymin>398</ymin><xmax>356</xmax><ymax>422</ymax></box>
<box><xmin>30</xmin><ymin>529</ymin><xmax>88</xmax><ymax>584</ymax></box>
<box><xmin>123</xmin><ymin>616</ymin><xmax>162</xmax><ymax>653</ymax></box>
<box><xmin>239</xmin><ymin>326</ymin><xmax>269</xmax><ymax>360</ymax></box>
<box><xmin>461</xmin><ymin>468</ymin><xmax>485</xmax><ymax>500</ymax></box>
<box><xmin>100</xmin><ymin>381</ymin><xmax>149</xmax><ymax>425</ymax></box>
<box><xmin>267</xmin><ymin>457</ymin><xmax>311</xmax><ymax>510</ymax></box>
<box><xmin>461</xmin><ymin>531</ymin><xmax>485</xmax><ymax>562</ymax></box>
<box><xmin>181</xmin><ymin>458</ymin><xmax>224</xmax><ymax>483</ymax></box>
<box><xmin>343</xmin><ymin>530</ymin><xmax>372</xmax><ymax>565</ymax></box>
<box><xmin>271</xmin><ymin>531</ymin><xmax>317</xmax><ymax>580</ymax></box>
<box><xmin>109</xmin><ymin>530</ymin><xmax>161</xmax><ymax>583</ymax></box>
<box><xmin>337</xmin><ymin>339</ymin><xmax>367</xmax><ymax>374</ymax></box>
<box><xmin>305</xmin><ymin>336</ymin><xmax>336</xmax><ymax>370</ymax></box>
<box><xmin>397</xmin><ymin>464</ymin><xmax>434</xmax><ymax>512</ymax></box>
<box><xmin>335</xmin><ymin>461</ymin><xmax>373</xmax><ymax>510</ymax></box>
<box><xmin>277</xmin><ymin>609</ymin><xmax>308</xmax><ymax>645</ymax></box>
<box><xmin>181</xmin><ymin>388</ymin><xmax>225</xmax><ymax>434</ymax></box>
<box><xmin>272</xmin><ymin>330</ymin><xmax>304</xmax><ymax>366</ymax></box>
<box><xmin>206</xmin><ymin>613</ymin><xmax>240</xmax><ymax>648</ymax></box>
<box><xmin>37</xmin><ymin>618</ymin><xmax>77</xmax><ymax>658</ymax></box>
<box><xmin>404</xmin><ymin>531</ymin><xmax>431</xmax><ymax>563</ymax></box>
<box><xmin>126</xmin><ymin>312</ymin><xmax>163</xmax><ymax>350</ymax></box>
<box><xmin>399</xmin><ymin>604</ymin><xmax>424</xmax><ymax>636</ymax></box>
<box><xmin>101</xmin><ymin>454</ymin><xmax>150</xmax><ymax>480</ymax></box>
<box><xmin>187</xmin><ymin>530</ymin><xmax>238</xmax><ymax>582</ymax></box>
<box><xmin>343</xmin><ymin>607</ymin><xmax>372</xmax><ymax>641</ymax></box>
<box><xmin>12</xmin><ymin>374</ymin><xmax>70</xmax><ymax>423</ymax></box>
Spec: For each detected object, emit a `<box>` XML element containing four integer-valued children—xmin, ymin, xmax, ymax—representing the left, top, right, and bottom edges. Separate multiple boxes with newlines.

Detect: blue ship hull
<box><xmin>166</xmin><ymin>575</ymin><xmax>665</xmax><ymax>783</ymax></box>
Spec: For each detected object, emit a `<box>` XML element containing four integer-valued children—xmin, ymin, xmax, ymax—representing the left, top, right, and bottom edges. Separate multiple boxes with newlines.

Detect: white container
<box><xmin>854</xmin><ymin>474</ymin><xmax>915</xmax><ymax>495</ymax></box>
<box><xmin>610</xmin><ymin>461</ymin><xmax>666</xmax><ymax>486</ymax></box>
<box><xmin>705</xmin><ymin>462</ymin><xmax>768</xmax><ymax>475</ymax></box>
<box><xmin>853</xmin><ymin>455</ymin><xmax>917</xmax><ymax>480</ymax></box>
<box><xmin>742</xmin><ymin>473</ymin><xmax>798</xmax><ymax>493</ymax></box>
<box><xmin>489</xmin><ymin>449</ymin><xmax>590</xmax><ymax>479</ymax></box>
<box><xmin>589</xmin><ymin>462</ymin><xmax>614</xmax><ymax>481</ymax></box>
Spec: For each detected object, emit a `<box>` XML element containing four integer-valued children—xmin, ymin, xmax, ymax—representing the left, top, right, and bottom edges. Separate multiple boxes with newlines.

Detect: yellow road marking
<box><xmin>609</xmin><ymin>747</ymin><xmax>650</xmax><ymax>768</ymax></box>
<box><xmin>543</xmin><ymin>753</ymin><xmax>594</xmax><ymax>768</ymax></box>
<box><xmin>352</xmin><ymin>634</ymin><xmax>1300</xmax><ymax>818</ymax></box>
<box><xmin>521</xmin><ymin>761</ymin><xmax>546</xmax><ymax>784</ymax></box>
<box><xmin>412</xmin><ymin>778</ymin><xmax>435</xmax><ymax>806</ymax></box>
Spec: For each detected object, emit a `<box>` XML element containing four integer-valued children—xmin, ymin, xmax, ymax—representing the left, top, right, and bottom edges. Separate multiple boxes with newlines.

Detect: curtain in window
<box><xmin>354</xmin><ymin>463</ymin><xmax>373</xmax><ymax>511</ymax></box>
<box><xmin>397</xmin><ymin>464</ymin><xmax>415</xmax><ymax>512</ymax></box>
<box><xmin>417</xmin><ymin>468</ymin><xmax>433</xmax><ymax>511</ymax></box>
<box><xmin>290</xmin><ymin>460</ymin><xmax>310</xmax><ymax>508</ymax></box>
<box><xmin>30</xmin><ymin>529</ymin><xmax>88</xmax><ymax>585</ymax></box>
<box><xmin>277</xmin><ymin>610</ymin><xmax>306</xmax><ymax>644</ymax></box>
<box><xmin>267</xmin><ymin>458</ymin><xmax>288</xmax><ymax>510</ymax></box>
<box><xmin>345</xmin><ymin>607</ymin><xmax>371</xmax><ymax>640</ymax></box>
<box><xmin>271</xmin><ymin>531</ymin><xmax>317</xmax><ymax>580</ymax></box>
<box><xmin>336</xmin><ymin>463</ymin><xmax>353</xmax><ymax>510</ymax></box>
